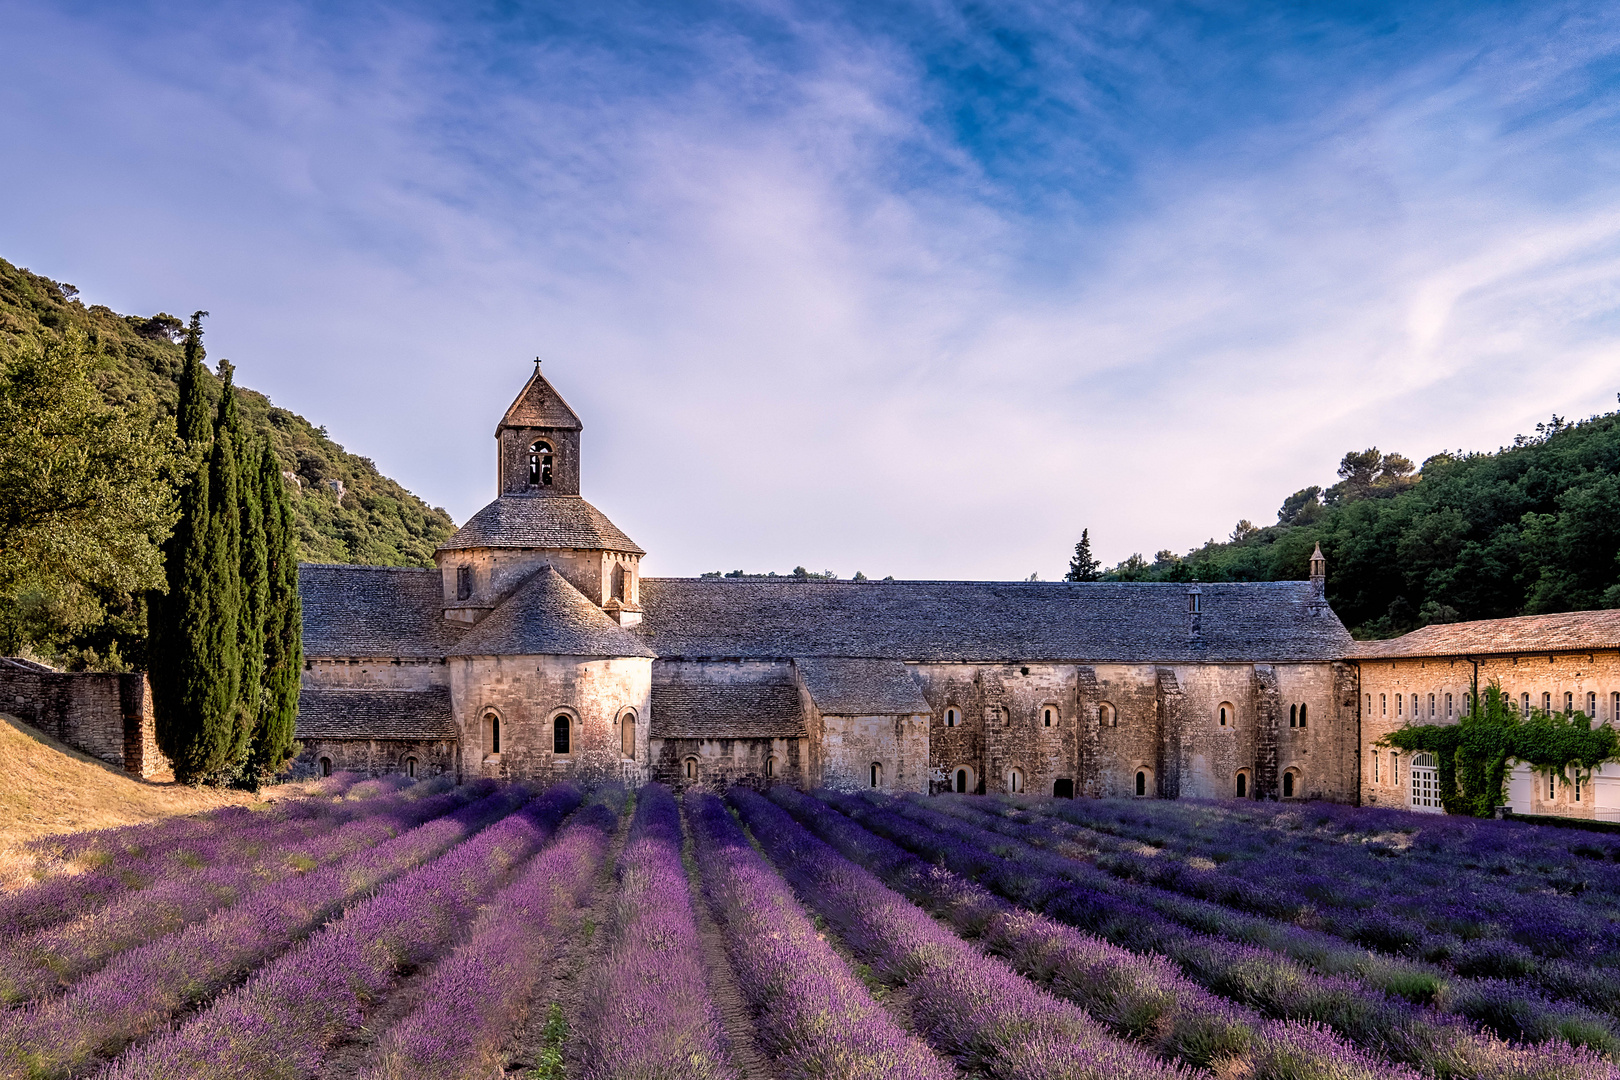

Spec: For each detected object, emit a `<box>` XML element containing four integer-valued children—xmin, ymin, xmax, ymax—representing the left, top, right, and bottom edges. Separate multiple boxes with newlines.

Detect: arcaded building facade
<box><xmin>295</xmin><ymin>367</ymin><xmax>1374</xmax><ymax>804</ymax></box>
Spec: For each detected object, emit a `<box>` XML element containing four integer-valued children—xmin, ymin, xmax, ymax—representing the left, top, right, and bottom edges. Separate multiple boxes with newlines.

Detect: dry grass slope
<box><xmin>0</xmin><ymin>712</ymin><xmax>262</xmax><ymax>889</ymax></box>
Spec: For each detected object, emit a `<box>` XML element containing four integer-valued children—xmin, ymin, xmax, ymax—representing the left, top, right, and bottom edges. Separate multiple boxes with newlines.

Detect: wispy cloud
<box><xmin>3</xmin><ymin>1</ymin><xmax>1620</xmax><ymax>578</ymax></box>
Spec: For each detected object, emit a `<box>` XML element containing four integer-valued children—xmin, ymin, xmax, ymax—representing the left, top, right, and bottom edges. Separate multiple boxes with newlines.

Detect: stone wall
<box><xmin>437</xmin><ymin>548</ymin><xmax>641</xmax><ymax>623</ymax></box>
<box><xmin>302</xmin><ymin>656</ymin><xmax>449</xmax><ymax>691</ymax></box>
<box><xmin>450</xmin><ymin>653</ymin><xmax>651</xmax><ymax>786</ymax></box>
<box><xmin>0</xmin><ymin>658</ymin><xmax>168</xmax><ymax>778</ymax></box>
<box><xmin>650</xmin><ymin>735</ymin><xmax>806</xmax><ymax>792</ymax></box>
<box><xmin>1359</xmin><ymin>650</ymin><xmax>1620</xmax><ymax>817</ymax></box>
<box><xmin>292</xmin><ymin>737</ymin><xmax>455</xmax><ymax>779</ymax></box>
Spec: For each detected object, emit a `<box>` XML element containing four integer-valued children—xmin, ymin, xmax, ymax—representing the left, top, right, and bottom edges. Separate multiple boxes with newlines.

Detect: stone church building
<box><xmin>296</xmin><ymin>367</ymin><xmax>1368</xmax><ymax>802</ymax></box>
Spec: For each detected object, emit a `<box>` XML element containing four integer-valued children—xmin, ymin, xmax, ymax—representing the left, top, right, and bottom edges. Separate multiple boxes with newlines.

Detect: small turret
<box><xmin>1186</xmin><ymin>582</ymin><xmax>1202</xmax><ymax>642</ymax></box>
<box><xmin>1309</xmin><ymin>543</ymin><xmax>1326</xmax><ymax>600</ymax></box>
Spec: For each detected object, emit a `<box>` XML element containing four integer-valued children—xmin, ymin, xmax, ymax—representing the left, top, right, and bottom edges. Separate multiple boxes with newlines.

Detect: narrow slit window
<box><xmin>1043</xmin><ymin>707</ymin><xmax>1055</xmax><ymax>727</ymax></box>
<box><xmin>1135</xmin><ymin>770</ymin><xmax>1147</xmax><ymax>797</ymax></box>
<box><xmin>870</xmin><ymin>762</ymin><xmax>883</xmax><ymax>788</ymax></box>
<box><xmin>944</xmin><ymin>707</ymin><xmax>959</xmax><ymax>728</ymax></box>
<box><xmin>1299</xmin><ymin>704</ymin><xmax>1308</xmax><ymax>728</ymax></box>
<box><xmin>1290</xmin><ymin>704</ymin><xmax>1298</xmax><ymax>728</ymax></box>
<box><xmin>553</xmin><ymin>715</ymin><xmax>570</xmax><ymax>755</ymax></box>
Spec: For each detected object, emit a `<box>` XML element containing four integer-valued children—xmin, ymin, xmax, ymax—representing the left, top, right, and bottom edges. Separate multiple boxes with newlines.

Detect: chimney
<box><xmin>1186</xmin><ymin>582</ymin><xmax>1202</xmax><ymax>642</ymax></box>
<box><xmin>1309</xmin><ymin>543</ymin><xmax>1327</xmax><ymax>606</ymax></box>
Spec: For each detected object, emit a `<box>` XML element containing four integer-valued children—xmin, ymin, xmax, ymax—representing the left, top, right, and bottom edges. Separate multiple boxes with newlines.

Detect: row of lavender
<box><xmin>999</xmin><ymin>794</ymin><xmax>1620</xmax><ymax>973</ymax></box>
<box><xmin>945</xmin><ymin>794</ymin><xmax>1620</xmax><ymax>1025</ymax></box>
<box><xmin>816</xmin><ymin>789</ymin><xmax>1617</xmax><ymax>1080</ymax></box>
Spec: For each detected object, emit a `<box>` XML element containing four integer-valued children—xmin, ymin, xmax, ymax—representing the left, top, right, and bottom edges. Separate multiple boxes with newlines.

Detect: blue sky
<box><xmin>4</xmin><ymin>1</ymin><xmax>1620</xmax><ymax>579</ymax></box>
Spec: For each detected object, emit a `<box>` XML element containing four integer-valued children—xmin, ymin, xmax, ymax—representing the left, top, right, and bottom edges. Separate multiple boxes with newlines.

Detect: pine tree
<box><xmin>1066</xmin><ymin>529</ymin><xmax>1101</xmax><ymax>582</ymax></box>
<box><xmin>150</xmin><ymin>312</ymin><xmax>232</xmax><ymax>783</ymax></box>
<box><xmin>203</xmin><ymin>366</ymin><xmax>245</xmax><ymax>781</ymax></box>
<box><xmin>249</xmin><ymin>436</ymin><xmax>301</xmax><ymax>778</ymax></box>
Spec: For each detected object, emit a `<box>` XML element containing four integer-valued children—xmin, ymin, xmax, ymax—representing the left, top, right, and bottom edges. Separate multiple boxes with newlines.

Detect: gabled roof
<box><xmin>296</xmin><ymin>687</ymin><xmax>457</xmax><ymax>740</ymax></box>
<box><xmin>437</xmin><ymin>496</ymin><xmax>644</xmax><ymax>555</ymax></box>
<box><xmin>1350</xmin><ymin>609</ymin><xmax>1620</xmax><ymax>660</ymax></box>
<box><xmin>650</xmin><ymin>669</ymin><xmax>806</xmax><ymax>739</ymax></box>
<box><xmin>450</xmin><ymin>566</ymin><xmax>656</xmax><ymax>659</ymax></box>
<box><xmin>299</xmin><ymin>564</ymin><xmax>467</xmax><ymax>658</ymax></box>
<box><xmin>498</xmin><ymin>366</ymin><xmax>582</xmax><ymax>433</ymax></box>
<box><xmin>633</xmin><ymin>578</ymin><xmax>1353</xmax><ymax>663</ymax></box>
<box><xmin>797</xmin><ymin>657</ymin><xmax>930</xmax><ymax>715</ymax></box>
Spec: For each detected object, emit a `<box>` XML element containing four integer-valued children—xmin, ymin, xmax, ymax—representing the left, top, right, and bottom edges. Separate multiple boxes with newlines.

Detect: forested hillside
<box><xmin>1089</xmin><ymin>414</ymin><xmax>1620</xmax><ymax>638</ymax></box>
<box><xmin>0</xmin><ymin>257</ymin><xmax>455</xmax><ymax>668</ymax></box>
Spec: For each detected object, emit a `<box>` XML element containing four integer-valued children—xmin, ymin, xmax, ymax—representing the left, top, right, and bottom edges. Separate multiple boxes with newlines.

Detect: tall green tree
<box><xmin>250</xmin><ymin>441</ymin><xmax>301</xmax><ymax>778</ymax></box>
<box><xmin>1065</xmin><ymin>529</ymin><xmax>1101</xmax><ymax>582</ymax></box>
<box><xmin>150</xmin><ymin>313</ymin><xmax>235</xmax><ymax>782</ymax></box>
<box><xmin>203</xmin><ymin>364</ymin><xmax>245</xmax><ymax>780</ymax></box>
<box><xmin>0</xmin><ymin>329</ymin><xmax>178</xmax><ymax>659</ymax></box>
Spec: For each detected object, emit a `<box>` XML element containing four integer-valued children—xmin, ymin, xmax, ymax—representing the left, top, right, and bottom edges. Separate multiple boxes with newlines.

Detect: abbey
<box><xmin>295</xmin><ymin>367</ymin><xmax>1369</xmax><ymax>802</ymax></box>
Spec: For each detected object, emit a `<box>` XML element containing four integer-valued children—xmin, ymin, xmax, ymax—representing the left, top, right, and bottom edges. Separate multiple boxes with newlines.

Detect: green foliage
<box><xmin>529</xmin><ymin>1002</ymin><xmax>569</xmax><ymax>1079</ymax></box>
<box><xmin>249</xmin><ymin>436</ymin><xmax>302</xmax><ymax>780</ymax></box>
<box><xmin>1065</xmin><ymin>528</ymin><xmax>1101</xmax><ymax>581</ymax></box>
<box><xmin>0</xmin><ymin>255</ymin><xmax>455</xmax><ymax>669</ymax></box>
<box><xmin>1382</xmin><ymin>680</ymin><xmax>1620</xmax><ymax>817</ymax></box>
<box><xmin>1096</xmin><ymin>416</ymin><xmax>1620</xmax><ymax>638</ymax></box>
<box><xmin>0</xmin><ymin>328</ymin><xmax>180</xmax><ymax>662</ymax></box>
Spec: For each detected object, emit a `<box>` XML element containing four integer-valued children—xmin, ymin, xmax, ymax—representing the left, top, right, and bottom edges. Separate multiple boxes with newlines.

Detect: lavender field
<box><xmin>1</xmin><ymin>777</ymin><xmax>1617</xmax><ymax>1080</ymax></box>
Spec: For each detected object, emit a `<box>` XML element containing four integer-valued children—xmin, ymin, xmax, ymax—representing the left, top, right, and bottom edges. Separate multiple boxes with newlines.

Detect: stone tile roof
<box><xmin>296</xmin><ymin>686</ymin><xmax>457</xmax><ymax>740</ymax></box>
<box><xmin>1349</xmin><ymin>609</ymin><xmax>1620</xmax><ymax>660</ymax></box>
<box><xmin>796</xmin><ymin>657</ymin><xmax>930</xmax><ymax>715</ymax></box>
<box><xmin>299</xmin><ymin>564</ymin><xmax>467</xmax><ymax>658</ymax></box>
<box><xmin>498</xmin><ymin>367</ymin><xmax>582</xmax><ymax>431</ymax></box>
<box><xmin>633</xmin><ymin>579</ymin><xmax>1353</xmax><ymax>663</ymax></box>
<box><xmin>450</xmin><ymin>566</ymin><xmax>656</xmax><ymax>659</ymax></box>
<box><xmin>438</xmin><ymin>496</ymin><xmax>644</xmax><ymax>555</ymax></box>
<box><xmin>650</xmin><ymin>672</ymin><xmax>806</xmax><ymax>739</ymax></box>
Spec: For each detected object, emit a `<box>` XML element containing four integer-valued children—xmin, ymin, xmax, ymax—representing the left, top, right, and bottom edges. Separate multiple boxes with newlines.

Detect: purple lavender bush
<box><xmin>685</xmin><ymin>791</ymin><xmax>949</xmax><ymax>1080</ymax></box>
<box><xmin>729</xmin><ymin>788</ymin><xmax>1199</xmax><ymax>1080</ymax></box>
<box><xmin>0</xmin><ymin>784</ymin><xmax>531</xmax><ymax>1080</ymax></box>
<box><xmin>577</xmin><ymin>784</ymin><xmax>737</xmax><ymax>1080</ymax></box>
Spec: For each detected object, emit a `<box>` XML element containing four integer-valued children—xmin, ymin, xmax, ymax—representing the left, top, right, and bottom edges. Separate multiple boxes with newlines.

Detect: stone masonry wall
<box><xmin>0</xmin><ymin>659</ymin><xmax>167</xmax><ymax>778</ymax></box>
<box><xmin>292</xmin><ymin>738</ymin><xmax>456</xmax><ymax>779</ymax></box>
<box><xmin>650</xmin><ymin>736</ymin><xmax>806</xmax><ymax>792</ymax></box>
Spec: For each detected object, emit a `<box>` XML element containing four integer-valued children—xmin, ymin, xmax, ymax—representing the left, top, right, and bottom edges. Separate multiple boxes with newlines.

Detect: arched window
<box><xmin>1410</xmin><ymin>753</ymin><xmax>1439</xmax><ymax>811</ymax></box>
<box><xmin>1100</xmin><ymin>703</ymin><xmax>1117</xmax><ymax>728</ymax></box>
<box><xmin>528</xmin><ymin>441</ymin><xmax>554</xmax><ymax>486</ymax></box>
<box><xmin>1543</xmin><ymin>691</ymin><xmax>1552</xmax><ymax>713</ymax></box>
<box><xmin>1428</xmin><ymin>693</ymin><xmax>1435</xmax><ymax>718</ymax></box>
<box><xmin>1587</xmin><ymin>691</ymin><xmax>1596</xmax><ymax>717</ymax></box>
<box><xmin>1446</xmin><ymin>693</ymin><xmax>1454</xmax><ymax>717</ymax></box>
<box><xmin>1283</xmin><ymin>771</ymin><xmax>1296</xmax><ymax>798</ymax></box>
<box><xmin>1372</xmin><ymin>750</ymin><xmax>1379</xmax><ymax>784</ymax></box>
<box><xmin>1043</xmin><ymin>706</ymin><xmax>1055</xmax><ymax>728</ymax></box>
<box><xmin>483</xmin><ymin>712</ymin><xmax>501</xmax><ymax>756</ymax></box>
<box><xmin>1565</xmin><ymin>691</ymin><xmax>1573</xmax><ymax>714</ymax></box>
<box><xmin>1218</xmin><ymin>703</ymin><xmax>1230</xmax><ymax>727</ymax></box>
<box><xmin>1411</xmin><ymin>694</ymin><xmax>1417</xmax><ymax>718</ymax></box>
<box><xmin>766</xmin><ymin>756</ymin><xmax>776</xmax><ymax>779</ymax></box>
<box><xmin>1135</xmin><ymin>770</ymin><xmax>1147</xmax><ymax>797</ymax></box>
<box><xmin>954</xmin><ymin>767</ymin><xmax>972</xmax><ymax>793</ymax></box>
<box><xmin>620</xmin><ymin>711</ymin><xmax>636</xmax><ymax>759</ymax></box>
<box><xmin>1053</xmin><ymin>778</ymin><xmax>1074</xmax><ymax>798</ymax></box>
<box><xmin>319</xmin><ymin>756</ymin><xmax>333</xmax><ymax>777</ymax></box>
<box><xmin>684</xmin><ymin>757</ymin><xmax>698</xmax><ymax>780</ymax></box>
<box><xmin>1396</xmin><ymin>694</ymin><xmax>1403</xmax><ymax>717</ymax></box>
<box><xmin>1548</xmin><ymin>770</ymin><xmax>1555</xmax><ymax>801</ymax></box>
<box><xmin>1612</xmin><ymin>692</ymin><xmax>1619</xmax><ymax>722</ymax></box>
<box><xmin>1289</xmin><ymin>704</ymin><xmax>1298</xmax><ymax>728</ymax></box>
<box><xmin>404</xmin><ymin>756</ymin><xmax>417</xmax><ymax>779</ymax></box>
<box><xmin>1007</xmin><ymin>768</ymin><xmax>1024</xmax><ymax>794</ymax></box>
<box><xmin>1575</xmin><ymin>773</ymin><xmax>1583</xmax><ymax>802</ymax></box>
<box><xmin>870</xmin><ymin>762</ymin><xmax>883</xmax><ymax>788</ymax></box>
<box><xmin>945</xmin><ymin>707</ymin><xmax>959</xmax><ymax>728</ymax></box>
<box><xmin>1380</xmin><ymin>694</ymin><xmax>1386</xmax><ymax>715</ymax></box>
<box><xmin>553</xmin><ymin>715</ymin><xmax>571</xmax><ymax>755</ymax></box>
<box><xmin>1299</xmin><ymin>704</ymin><xmax>1307</xmax><ymax>728</ymax></box>
<box><xmin>1236</xmin><ymin>770</ymin><xmax>1248</xmax><ymax>799</ymax></box>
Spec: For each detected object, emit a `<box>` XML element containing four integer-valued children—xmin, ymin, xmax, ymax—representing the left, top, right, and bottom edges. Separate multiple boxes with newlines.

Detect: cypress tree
<box><xmin>203</xmin><ymin>366</ymin><xmax>245</xmax><ymax>781</ymax></box>
<box><xmin>250</xmin><ymin>436</ymin><xmax>301</xmax><ymax>778</ymax></box>
<box><xmin>1066</xmin><ymin>529</ymin><xmax>1101</xmax><ymax>582</ymax></box>
<box><xmin>150</xmin><ymin>313</ymin><xmax>224</xmax><ymax>782</ymax></box>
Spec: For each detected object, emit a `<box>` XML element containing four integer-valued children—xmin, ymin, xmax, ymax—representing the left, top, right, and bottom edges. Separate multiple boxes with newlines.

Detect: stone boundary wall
<box><xmin>0</xmin><ymin>658</ymin><xmax>168</xmax><ymax>779</ymax></box>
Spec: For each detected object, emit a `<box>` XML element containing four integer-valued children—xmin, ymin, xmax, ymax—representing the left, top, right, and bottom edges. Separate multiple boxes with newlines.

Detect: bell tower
<box><xmin>496</xmin><ymin>360</ymin><xmax>582</xmax><ymax>496</ymax></box>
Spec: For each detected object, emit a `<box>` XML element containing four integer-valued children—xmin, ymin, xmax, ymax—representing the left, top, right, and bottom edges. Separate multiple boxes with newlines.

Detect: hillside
<box><xmin>0</xmin><ymin>257</ymin><xmax>456</xmax><ymax>666</ymax></box>
<box><xmin>1094</xmin><ymin>413</ymin><xmax>1620</xmax><ymax>638</ymax></box>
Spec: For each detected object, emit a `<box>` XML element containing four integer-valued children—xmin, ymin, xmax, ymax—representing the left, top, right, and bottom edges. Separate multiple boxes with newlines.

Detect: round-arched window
<box><xmin>620</xmin><ymin>710</ymin><xmax>636</xmax><ymax>759</ymax></box>
<box><xmin>954</xmin><ymin>767</ymin><xmax>974</xmax><ymax>793</ymax></box>
<box><xmin>483</xmin><ymin>712</ymin><xmax>501</xmax><ymax>756</ymax></box>
<box><xmin>1135</xmin><ymin>770</ymin><xmax>1147</xmax><ymax>797</ymax></box>
<box><xmin>1218</xmin><ymin>703</ymin><xmax>1231</xmax><ymax>727</ymax></box>
<box><xmin>553</xmin><ymin>715</ymin><xmax>571</xmax><ymax>755</ymax></box>
<box><xmin>1043</xmin><ymin>706</ymin><xmax>1056</xmax><ymax>727</ymax></box>
<box><xmin>1283</xmin><ymin>771</ymin><xmax>1297</xmax><ymax>798</ymax></box>
<box><xmin>1100</xmin><ymin>703</ymin><xmax>1117</xmax><ymax>728</ymax></box>
<box><xmin>404</xmin><ymin>756</ymin><xmax>417</xmax><ymax>779</ymax></box>
<box><xmin>528</xmin><ymin>441</ymin><xmax>554</xmax><ymax>486</ymax></box>
<box><xmin>766</xmin><ymin>756</ymin><xmax>776</xmax><ymax>779</ymax></box>
<box><xmin>1299</xmin><ymin>703</ymin><xmax>1308</xmax><ymax>728</ymax></box>
<box><xmin>870</xmin><ymin>762</ymin><xmax>883</xmax><ymax>788</ymax></box>
<box><xmin>1007</xmin><ymin>768</ymin><xmax>1024</xmax><ymax>794</ymax></box>
<box><xmin>1235</xmin><ymin>770</ymin><xmax>1248</xmax><ymax>798</ymax></box>
<box><xmin>319</xmin><ymin>756</ymin><xmax>333</xmax><ymax>778</ymax></box>
<box><xmin>684</xmin><ymin>756</ymin><xmax>698</xmax><ymax>780</ymax></box>
<box><xmin>945</xmin><ymin>707</ymin><xmax>959</xmax><ymax>728</ymax></box>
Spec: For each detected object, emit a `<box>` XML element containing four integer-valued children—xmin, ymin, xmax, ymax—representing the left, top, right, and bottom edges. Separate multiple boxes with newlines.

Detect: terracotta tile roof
<box><xmin>796</xmin><ymin>658</ymin><xmax>930</xmax><ymax>715</ymax></box>
<box><xmin>296</xmin><ymin>687</ymin><xmax>457</xmax><ymax>740</ymax></box>
<box><xmin>633</xmin><ymin>579</ymin><xmax>1352</xmax><ymax>663</ymax></box>
<box><xmin>449</xmin><ymin>566</ymin><xmax>656</xmax><ymax>659</ymax></box>
<box><xmin>498</xmin><ymin>368</ymin><xmax>582</xmax><ymax>431</ymax></box>
<box><xmin>299</xmin><ymin>564</ymin><xmax>467</xmax><ymax>658</ymax></box>
<box><xmin>438</xmin><ymin>496</ymin><xmax>644</xmax><ymax>555</ymax></box>
<box><xmin>650</xmin><ymin>671</ymin><xmax>806</xmax><ymax>739</ymax></box>
<box><xmin>1349</xmin><ymin>609</ymin><xmax>1620</xmax><ymax>660</ymax></box>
